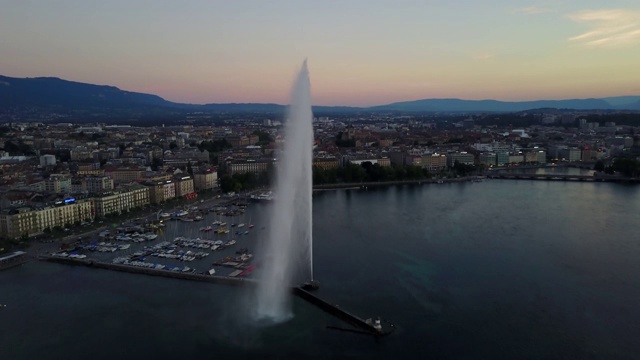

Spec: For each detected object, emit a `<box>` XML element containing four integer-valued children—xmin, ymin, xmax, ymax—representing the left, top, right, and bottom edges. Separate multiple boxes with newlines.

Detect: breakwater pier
<box><xmin>40</xmin><ymin>255</ymin><xmax>393</xmax><ymax>336</ymax></box>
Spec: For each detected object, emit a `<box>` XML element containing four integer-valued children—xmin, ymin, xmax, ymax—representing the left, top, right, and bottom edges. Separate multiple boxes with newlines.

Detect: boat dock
<box><xmin>0</xmin><ymin>251</ymin><xmax>29</xmax><ymax>271</ymax></box>
<box><xmin>40</xmin><ymin>255</ymin><xmax>258</xmax><ymax>287</ymax></box>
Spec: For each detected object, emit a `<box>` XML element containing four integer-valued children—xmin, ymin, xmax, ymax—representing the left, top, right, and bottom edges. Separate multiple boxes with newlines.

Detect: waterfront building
<box><xmin>422</xmin><ymin>153</ymin><xmax>447</xmax><ymax>171</ymax></box>
<box><xmin>496</xmin><ymin>151</ymin><xmax>509</xmax><ymax>166</ymax></box>
<box><xmin>524</xmin><ymin>150</ymin><xmax>539</xmax><ymax>164</ymax></box>
<box><xmin>174</xmin><ymin>176</ymin><xmax>195</xmax><ymax>197</ymax></box>
<box><xmin>559</xmin><ymin>147</ymin><xmax>582</xmax><ymax>162</ymax></box>
<box><xmin>0</xmin><ymin>198</ymin><xmax>94</xmax><ymax>238</ymax></box>
<box><xmin>93</xmin><ymin>185</ymin><xmax>150</xmax><ymax>218</ymax></box>
<box><xmin>193</xmin><ymin>170</ymin><xmax>218</xmax><ymax>191</ymax></box>
<box><xmin>145</xmin><ymin>180</ymin><xmax>176</xmax><ymax>204</ymax></box>
<box><xmin>508</xmin><ymin>154</ymin><xmax>524</xmax><ymax>164</ymax></box>
<box><xmin>479</xmin><ymin>152</ymin><xmax>497</xmax><ymax>167</ymax></box>
<box><xmin>447</xmin><ymin>152</ymin><xmax>474</xmax><ymax>167</ymax></box>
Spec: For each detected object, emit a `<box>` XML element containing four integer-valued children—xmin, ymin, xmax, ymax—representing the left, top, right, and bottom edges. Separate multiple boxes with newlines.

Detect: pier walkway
<box><xmin>40</xmin><ymin>255</ymin><xmax>391</xmax><ymax>336</ymax></box>
<box><xmin>41</xmin><ymin>255</ymin><xmax>258</xmax><ymax>287</ymax></box>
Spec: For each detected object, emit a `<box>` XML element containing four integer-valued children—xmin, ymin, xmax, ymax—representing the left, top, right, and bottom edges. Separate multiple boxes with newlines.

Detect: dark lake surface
<box><xmin>2</xmin><ymin>180</ymin><xmax>639</xmax><ymax>359</ymax></box>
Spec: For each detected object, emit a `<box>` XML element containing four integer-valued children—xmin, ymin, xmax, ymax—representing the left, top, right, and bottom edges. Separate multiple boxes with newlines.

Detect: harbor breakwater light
<box><xmin>253</xmin><ymin>60</ymin><xmax>314</xmax><ymax>322</ymax></box>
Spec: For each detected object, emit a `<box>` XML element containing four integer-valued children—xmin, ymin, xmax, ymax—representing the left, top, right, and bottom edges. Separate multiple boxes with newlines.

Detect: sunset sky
<box><xmin>2</xmin><ymin>1</ymin><xmax>640</xmax><ymax>106</ymax></box>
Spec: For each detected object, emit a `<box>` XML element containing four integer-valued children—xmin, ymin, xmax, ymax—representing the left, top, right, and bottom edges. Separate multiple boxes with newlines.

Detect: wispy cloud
<box><xmin>568</xmin><ymin>9</ymin><xmax>640</xmax><ymax>48</ymax></box>
<box><xmin>514</xmin><ymin>6</ymin><xmax>553</xmax><ymax>15</ymax></box>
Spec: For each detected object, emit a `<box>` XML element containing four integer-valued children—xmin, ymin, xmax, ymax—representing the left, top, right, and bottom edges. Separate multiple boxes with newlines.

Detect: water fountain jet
<box><xmin>253</xmin><ymin>60</ymin><xmax>314</xmax><ymax>322</ymax></box>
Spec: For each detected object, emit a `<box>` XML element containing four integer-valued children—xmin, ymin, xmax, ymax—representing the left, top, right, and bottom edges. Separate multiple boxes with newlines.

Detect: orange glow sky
<box><xmin>2</xmin><ymin>1</ymin><xmax>640</xmax><ymax>106</ymax></box>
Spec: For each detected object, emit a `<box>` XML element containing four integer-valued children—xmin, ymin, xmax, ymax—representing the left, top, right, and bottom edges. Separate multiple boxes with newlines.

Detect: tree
<box><xmin>187</xmin><ymin>161</ymin><xmax>194</xmax><ymax>176</ymax></box>
<box><xmin>610</xmin><ymin>157</ymin><xmax>640</xmax><ymax>177</ymax></box>
<box><xmin>594</xmin><ymin>160</ymin><xmax>605</xmax><ymax>172</ymax></box>
<box><xmin>252</xmin><ymin>130</ymin><xmax>273</xmax><ymax>144</ymax></box>
<box><xmin>151</xmin><ymin>158</ymin><xmax>163</xmax><ymax>171</ymax></box>
<box><xmin>169</xmin><ymin>142</ymin><xmax>178</xmax><ymax>150</ymax></box>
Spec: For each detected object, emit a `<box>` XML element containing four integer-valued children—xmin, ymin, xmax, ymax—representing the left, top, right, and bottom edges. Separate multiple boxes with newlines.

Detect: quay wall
<box><xmin>312</xmin><ymin>176</ymin><xmax>481</xmax><ymax>190</ymax></box>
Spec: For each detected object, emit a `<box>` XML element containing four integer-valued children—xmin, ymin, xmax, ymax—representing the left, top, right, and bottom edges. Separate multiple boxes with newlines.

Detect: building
<box><xmin>508</xmin><ymin>154</ymin><xmax>524</xmax><ymax>164</ymax></box>
<box><xmin>227</xmin><ymin>135</ymin><xmax>259</xmax><ymax>147</ymax></box>
<box><xmin>559</xmin><ymin>147</ymin><xmax>581</xmax><ymax>162</ymax></box>
<box><xmin>93</xmin><ymin>185</ymin><xmax>150</xmax><ymax>218</ymax></box>
<box><xmin>0</xmin><ymin>198</ymin><xmax>94</xmax><ymax>238</ymax></box>
<box><xmin>496</xmin><ymin>151</ymin><xmax>509</xmax><ymax>166</ymax></box>
<box><xmin>447</xmin><ymin>152</ymin><xmax>474</xmax><ymax>167</ymax></box>
<box><xmin>228</xmin><ymin>159</ymin><xmax>272</xmax><ymax>175</ymax></box>
<box><xmin>174</xmin><ymin>176</ymin><xmax>195</xmax><ymax>197</ymax></box>
<box><xmin>45</xmin><ymin>174</ymin><xmax>72</xmax><ymax>194</ymax></box>
<box><xmin>84</xmin><ymin>176</ymin><xmax>115</xmax><ymax>194</ymax></box>
<box><xmin>104</xmin><ymin>166</ymin><xmax>146</xmax><ymax>184</ymax></box>
<box><xmin>193</xmin><ymin>169</ymin><xmax>218</xmax><ymax>191</ymax></box>
<box><xmin>479</xmin><ymin>153</ymin><xmax>496</xmax><ymax>167</ymax></box>
<box><xmin>422</xmin><ymin>154</ymin><xmax>447</xmax><ymax>171</ymax></box>
<box><xmin>76</xmin><ymin>162</ymin><xmax>104</xmax><ymax>176</ymax></box>
<box><xmin>39</xmin><ymin>154</ymin><xmax>56</xmax><ymax>167</ymax></box>
<box><xmin>313</xmin><ymin>157</ymin><xmax>340</xmax><ymax>170</ymax></box>
<box><xmin>145</xmin><ymin>181</ymin><xmax>176</xmax><ymax>204</ymax></box>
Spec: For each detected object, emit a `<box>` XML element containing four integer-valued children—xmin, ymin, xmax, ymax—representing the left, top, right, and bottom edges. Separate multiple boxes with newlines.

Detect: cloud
<box><xmin>568</xmin><ymin>9</ymin><xmax>640</xmax><ymax>48</ymax></box>
<box><xmin>514</xmin><ymin>6</ymin><xmax>552</xmax><ymax>15</ymax></box>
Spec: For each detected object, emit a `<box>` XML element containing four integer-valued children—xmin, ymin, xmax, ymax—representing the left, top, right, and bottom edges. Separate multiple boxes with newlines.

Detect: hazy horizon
<box><xmin>2</xmin><ymin>1</ymin><xmax>640</xmax><ymax>106</ymax></box>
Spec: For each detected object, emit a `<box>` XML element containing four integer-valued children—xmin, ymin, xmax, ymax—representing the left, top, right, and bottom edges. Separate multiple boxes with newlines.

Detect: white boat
<box><xmin>175</xmin><ymin>210</ymin><xmax>189</xmax><ymax>217</ymax></box>
<box><xmin>208</xmin><ymin>268</ymin><xmax>216</xmax><ymax>275</ymax></box>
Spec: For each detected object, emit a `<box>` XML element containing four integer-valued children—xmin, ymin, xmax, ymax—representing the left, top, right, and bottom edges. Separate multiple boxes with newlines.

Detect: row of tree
<box><xmin>596</xmin><ymin>158</ymin><xmax>640</xmax><ymax>177</ymax></box>
<box><xmin>313</xmin><ymin>161</ymin><xmax>477</xmax><ymax>184</ymax></box>
<box><xmin>219</xmin><ymin>171</ymin><xmax>272</xmax><ymax>193</ymax></box>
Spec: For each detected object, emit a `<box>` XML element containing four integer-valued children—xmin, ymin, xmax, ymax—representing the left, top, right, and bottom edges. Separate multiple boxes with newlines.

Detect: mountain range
<box><xmin>1</xmin><ymin>75</ymin><xmax>640</xmax><ymax>115</ymax></box>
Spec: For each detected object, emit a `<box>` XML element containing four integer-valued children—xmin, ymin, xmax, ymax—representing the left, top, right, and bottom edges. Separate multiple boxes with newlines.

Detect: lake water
<box><xmin>2</xmin><ymin>180</ymin><xmax>640</xmax><ymax>359</ymax></box>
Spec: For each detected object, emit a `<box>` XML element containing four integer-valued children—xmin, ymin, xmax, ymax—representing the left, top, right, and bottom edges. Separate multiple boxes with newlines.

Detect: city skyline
<box><xmin>2</xmin><ymin>1</ymin><xmax>640</xmax><ymax>106</ymax></box>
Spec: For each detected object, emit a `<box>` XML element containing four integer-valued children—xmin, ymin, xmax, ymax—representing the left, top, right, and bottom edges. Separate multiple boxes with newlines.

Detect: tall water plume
<box><xmin>254</xmin><ymin>60</ymin><xmax>314</xmax><ymax>322</ymax></box>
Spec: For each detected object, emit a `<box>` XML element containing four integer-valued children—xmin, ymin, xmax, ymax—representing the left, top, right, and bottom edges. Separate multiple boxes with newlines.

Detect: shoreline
<box><xmin>312</xmin><ymin>176</ymin><xmax>483</xmax><ymax>191</ymax></box>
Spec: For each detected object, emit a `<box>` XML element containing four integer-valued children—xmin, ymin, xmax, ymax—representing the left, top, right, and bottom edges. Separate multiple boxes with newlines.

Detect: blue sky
<box><xmin>1</xmin><ymin>0</ymin><xmax>639</xmax><ymax>105</ymax></box>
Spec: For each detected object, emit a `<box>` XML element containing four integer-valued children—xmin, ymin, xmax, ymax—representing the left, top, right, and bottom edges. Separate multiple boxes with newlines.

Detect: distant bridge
<box><xmin>486</xmin><ymin>173</ymin><xmax>639</xmax><ymax>183</ymax></box>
